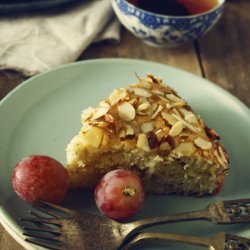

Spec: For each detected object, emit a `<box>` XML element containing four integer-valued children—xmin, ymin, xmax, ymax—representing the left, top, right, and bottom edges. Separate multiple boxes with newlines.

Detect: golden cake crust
<box><xmin>66</xmin><ymin>74</ymin><xmax>229</xmax><ymax>195</ymax></box>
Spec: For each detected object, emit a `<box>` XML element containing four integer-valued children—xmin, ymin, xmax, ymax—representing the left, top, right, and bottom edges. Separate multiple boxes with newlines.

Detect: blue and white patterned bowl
<box><xmin>112</xmin><ymin>0</ymin><xmax>225</xmax><ymax>48</ymax></box>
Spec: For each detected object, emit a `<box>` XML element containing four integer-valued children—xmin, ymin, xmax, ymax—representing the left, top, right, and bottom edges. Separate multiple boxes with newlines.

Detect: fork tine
<box><xmin>23</xmin><ymin>231</ymin><xmax>62</xmax><ymax>242</ymax></box>
<box><xmin>25</xmin><ymin>238</ymin><xmax>65</xmax><ymax>250</ymax></box>
<box><xmin>22</xmin><ymin>225</ymin><xmax>61</xmax><ymax>235</ymax></box>
<box><xmin>33</xmin><ymin>203</ymin><xmax>62</xmax><ymax>219</ymax></box>
<box><xmin>20</xmin><ymin>217</ymin><xmax>61</xmax><ymax>226</ymax></box>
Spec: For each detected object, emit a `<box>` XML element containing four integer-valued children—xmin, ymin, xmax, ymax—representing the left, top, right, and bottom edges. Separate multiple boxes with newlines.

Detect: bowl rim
<box><xmin>114</xmin><ymin>0</ymin><xmax>226</xmax><ymax>19</ymax></box>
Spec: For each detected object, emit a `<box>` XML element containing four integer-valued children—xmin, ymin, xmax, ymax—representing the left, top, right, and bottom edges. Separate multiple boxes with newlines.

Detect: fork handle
<box><xmin>132</xmin><ymin>208</ymin><xmax>210</xmax><ymax>231</ymax></box>
<box><xmin>124</xmin><ymin>232</ymin><xmax>213</xmax><ymax>249</ymax></box>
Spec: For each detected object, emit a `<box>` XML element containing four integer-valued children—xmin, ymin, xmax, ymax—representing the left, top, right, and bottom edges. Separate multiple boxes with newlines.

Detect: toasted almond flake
<box><xmin>172</xmin><ymin>114</ymin><xmax>200</xmax><ymax>133</ymax></box>
<box><xmin>93</xmin><ymin>121</ymin><xmax>109</xmax><ymax>128</ymax></box>
<box><xmin>154</xmin><ymin>128</ymin><xmax>169</xmax><ymax>141</ymax></box>
<box><xmin>159</xmin><ymin>96</ymin><xmax>170</xmax><ymax>103</ymax></box>
<box><xmin>81</xmin><ymin>107</ymin><xmax>94</xmax><ymax>121</ymax></box>
<box><xmin>194</xmin><ymin>137</ymin><xmax>212</xmax><ymax>150</ymax></box>
<box><xmin>109</xmin><ymin>89</ymin><xmax>128</xmax><ymax>106</ymax></box>
<box><xmin>173</xmin><ymin>142</ymin><xmax>196</xmax><ymax>156</ymax></box>
<box><xmin>129</xmin><ymin>97</ymin><xmax>140</xmax><ymax>107</ymax></box>
<box><xmin>145</xmin><ymin>77</ymin><xmax>153</xmax><ymax>83</ymax></box>
<box><xmin>214</xmin><ymin>150</ymin><xmax>227</xmax><ymax>168</ymax></box>
<box><xmin>166</xmin><ymin>94</ymin><xmax>183</xmax><ymax>103</ymax></box>
<box><xmin>118</xmin><ymin>102</ymin><xmax>136</xmax><ymax>121</ymax></box>
<box><xmin>159</xmin><ymin>142</ymin><xmax>171</xmax><ymax>151</ymax></box>
<box><xmin>179</xmin><ymin>108</ymin><xmax>198</xmax><ymax>123</ymax></box>
<box><xmin>141</xmin><ymin>122</ymin><xmax>154</xmax><ymax>133</ymax></box>
<box><xmin>104</xmin><ymin>114</ymin><xmax>114</xmax><ymax>123</ymax></box>
<box><xmin>161</xmin><ymin>111</ymin><xmax>177</xmax><ymax>125</ymax></box>
<box><xmin>137</xmin><ymin>134</ymin><xmax>150</xmax><ymax>152</ymax></box>
<box><xmin>205</xmin><ymin>127</ymin><xmax>221</xmax><ymax>140</ymax></box>
<box><xmin>155</xmin><ymin>77</ymin><xmax>162</xmax><ymax>83</ymax></box>
<box><xmin>91</xmin><ymin>105</ymin><xmax>110</xmax><ymax>120</ymax></box>
<box><xmin>151</xmin><ymin>105</ymin><xmax>163</xmax><ymax>119</ymax></box>
<box><xmin>218</xmin><ymin>146</ymin><xmax>228</xmax><ymax>164</ymax></box>
<box><xmin>185</xmin><ymin>113</ymin><xmax>198</xmax><ymax>124</ymax></box>
<box><xmin>172</xmin><ymin>102</ymin><xmax>187</xmax><ymax>108</ymax></box>
<box><xmin>85</xmin><ymin>126</ymin><xmax>103</xmax><ymax>148</ymax></box>
<box><xmin>140</xmin><ymin>79</ymin><xmax>152</xmax><ymax>89</ymax></box>
<box><xmin>128</xmin><ymin>87</ymin><xmax>152</xmax><ymax>97</ymax></box>
<box><xmin>151</xmin><ymin>89</ymin><xmax>164</xmax><ymax>96</ymax></box>
<box><xmin>125</xmin><ymin>124</ymin><xmax>135</xmax><ymax>137</ymax></box>
<box><xmin>137</xmin><ymin>102</ymin><xmax>151</xmax><ymax>111</ymax></box>
<box><xmin>82</xmin><ymin>124</ymin><xmax>92</xmax><ymax>133</ymax></box>
<box><xmin>166</xmin><ymin>103</ymin><xmax>174</xmax><ymax>109</ymax></box>
<box><xmin>119</xmin><ymin>129</ymin><xmax>126</xmax><ymax>139</ymax></box>
<box><xmin>169</xmin><ymin>121</ymin><xmax>183</xmax><ymax>136</ymax></box>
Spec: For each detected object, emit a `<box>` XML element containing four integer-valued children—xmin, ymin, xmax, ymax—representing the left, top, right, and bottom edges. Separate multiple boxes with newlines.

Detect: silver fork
<box><xmin>20</xmin><ymin>198</ymin><xmax>250</xmax><ymax>250</ymax></box>
<box><xmin>123</xmin><ymin>231</ymin><xmax>250</xmax><ymax>250</ymax></box>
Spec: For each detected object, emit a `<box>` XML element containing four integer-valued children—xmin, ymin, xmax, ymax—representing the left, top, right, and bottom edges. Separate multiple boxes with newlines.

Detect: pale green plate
<box><xmin>0</xmin><ymin>59</ymin><xmax>249</xmax><ymax>250</ymax></box>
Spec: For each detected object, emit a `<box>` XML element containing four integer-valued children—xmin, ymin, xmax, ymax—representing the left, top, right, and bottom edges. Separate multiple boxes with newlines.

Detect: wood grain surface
<box><xmin>0</xmin><ymin>0</ymin><xmax>249</xmax><ymax>249</ymax></box>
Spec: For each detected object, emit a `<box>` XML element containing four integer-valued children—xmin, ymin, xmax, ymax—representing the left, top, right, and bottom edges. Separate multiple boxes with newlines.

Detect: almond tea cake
<box><xmin>66</xmin><ymin>74</ymin><xmax>229</xmax><ymax>196</ymax></box>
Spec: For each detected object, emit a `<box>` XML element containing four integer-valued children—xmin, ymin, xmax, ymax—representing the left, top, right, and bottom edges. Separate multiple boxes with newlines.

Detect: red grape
<box><xmin>95</xmin><ymin>169</ymin><xmax>145</xmax><ymax>221</ymax></box>
<box><xmin>12</xmin><ymin>155</ymin><xmax>69</xmax><ymax>203</ymax></box>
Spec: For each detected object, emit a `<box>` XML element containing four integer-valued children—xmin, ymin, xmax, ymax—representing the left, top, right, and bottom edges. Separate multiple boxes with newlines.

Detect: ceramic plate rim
<box><xmin>0</xmin><ymin>58</ymin><xmax>249</xmax><ymax>250</ymax></box>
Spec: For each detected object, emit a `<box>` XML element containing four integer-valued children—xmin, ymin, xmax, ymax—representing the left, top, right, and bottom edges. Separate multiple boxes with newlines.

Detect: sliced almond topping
<box><xmin>185</xmin><ymin>113</ymin><xmax>198</xmax><ymax>124</ymax></box>
<box><xmin>159</xmin><ymin>96</ymin><xmax>170</xmax><ymax>103</ymax></box>
<box><xmin>137</xmin><ymin>134</ymin><xmax>150</xmax><ymax>152</ymax></box>
<box><xmin>119</xmin><ymin>129</ymin><xmax>126</xmax><ymax>139</ymax></box>
<box><xmin>151</xmin><ymin>89</ymin><xmax>164</xmax><ymax>96</ymax></box>
<box><xmin>125</xmin><ymin>124</ymin><xmax>135</xmax><ymax>137</ymax></box>
<box><xmin>214</xmin><ymin>150</ymin><xmax>228</xmax><ymax>168</ymax></box>
<box><xmin>85</xmin><ymin>126</ymin><xmax>103</xmax><ymax>148</ymax></box>
<box><xmin>172</xmin><ymin>102</ymin><xmax>186</xmax><ymax>108</ymax></box>
<box><xmin>151</xmin><ymin>105</ymin><xmax>163</xmax><ymax>119</ymax></box>
<box><xmin>155</xmin><ymin>127</ymin><xmax>170</xmax><ymax>141</ymax></box>
<box><xmin>82</xmin><ymin>124</ymin><xmax>92</xmax><ymax>133</ymax></box>
<box><xmin>194</xmin><ymin>137</ymin><xmax>212</xmax><ymax>150</ymax></box>
<box><xmin>166</xmin><ymin>103</ymin><xmax>174</xmax><ymax>109</ymax></box>
<box><xmin>166</xmin><ymin>94</ymin><xmax>183</xmax><ymax>103</ymax></box>
<box><xmin>146</xmin><ymin>131</ymin><xmax>159</xmax><ymax>149</ymax></box>
<box><xmin>128</xmin><ymin>87</ymin><xmax>152</xmax><ymax>97</ymax></box>
<box><xmin>81</xmin><ymin>107</ymin><xmax>94</xmax><ymax>121</ymax></box>
<box><xmin>118</xmin><ymin>102</ymin><xmax>136</xmax><ymax>121</ymax></box>
<box><xmin>179</xmin><ymin>108</ymin><xmax>198</xmax><ymax>124</ymax></box>
<box><xmin>159</xmin><ymin>142</ymin><xmax>171</xmax><ymax>151</ymax></box>
<box><xmin>137</xmin><ymin>102</ymin><xmax>151</xmax><ymax>111</ymax></box>
<box><xmin>169</xmin><ymin>121</ymin><xmax>184</xmax><ymax>137</ymax></box>
<box><xmin>172</xmin><ymin>114</ymin><xmax>200</xmax><ymax>133</ymax></box>
<box><xmin>205</xmin><ymin>127</ymin><xmax>221</xmax><ymax>140</ymax></box>
<box><xmin>161</xmin><ymin>111</ymin><xmax>177</xmax><ymax>126</ymax></box>
<box><xmin>109</xmin><ymin>89</ymin><xmax>128</xmax><ymax>106</ymax></box>
<box><xmin>104</xmin><ymin>114</ymin><xmax>114</xmax><ymax>123</ymax></box>
<box><xmin>140</xmin><ymin>79</ymin><xmax>152</xmax><ymax>89</ymax></box>
<box><xmin>141</xmin><ymin>122</ymin><xmax>154</xmax><ymax>133</ymax></box>
<box><xmin>144</xmin><ymin>77</ymin><xmax>153</xmax><ymax>83</ymax></box>
<box><xmin>218</xmin><ymin>146</ymin><xmax>228</xmax><ymax>164</ymax></box>
<box><xmin>93</xmin><ymin>121</ymin><xmax>109</xmax><ymax>128</ymax></box>
<box><xmin>91</xmin><ymin>102</ymin><xmax>110</xmax><ymax>120</ymax></box>
<box><xmin>173</xmin><ymin>142</ymin><xmax>196</xmax><ymax>156</ymax></box>
<box><xmin>129</xmin><ymin>97</ymin><xmax>140</xmax><ymax>107</ymax></box>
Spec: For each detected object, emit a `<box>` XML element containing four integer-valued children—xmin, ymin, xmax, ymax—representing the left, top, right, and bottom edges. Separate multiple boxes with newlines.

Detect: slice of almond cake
<box><xmin>66</xmin><ymin>74</ymin><xmax>229</xmax><ymax>196</ymax></box>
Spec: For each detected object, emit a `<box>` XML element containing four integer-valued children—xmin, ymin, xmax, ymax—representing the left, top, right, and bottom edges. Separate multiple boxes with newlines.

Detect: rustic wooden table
<box><xmin>0</xmin><ymin>0</ymin><xmax>249</xmax><ymax>249</ymax></box>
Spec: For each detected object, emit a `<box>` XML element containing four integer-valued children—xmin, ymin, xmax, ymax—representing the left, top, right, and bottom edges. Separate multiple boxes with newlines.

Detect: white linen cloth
<box><xmin>0</xmin><ymin>0</ymin><xmax>120</xmax><ymax>76</ymax></box>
